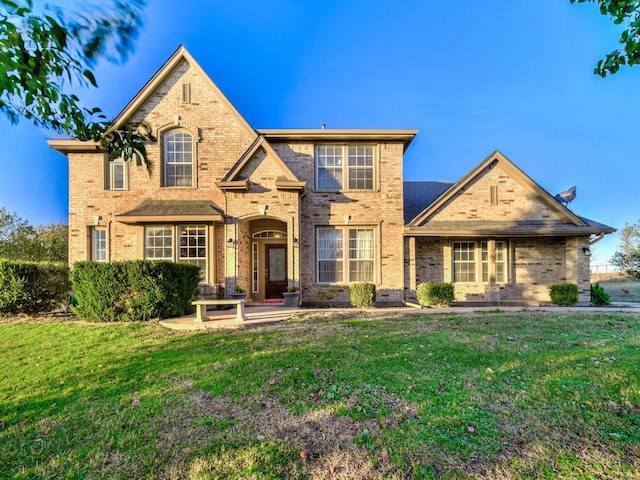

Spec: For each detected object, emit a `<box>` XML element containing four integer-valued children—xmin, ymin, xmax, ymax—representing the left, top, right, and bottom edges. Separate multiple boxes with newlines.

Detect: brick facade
<box><xmin>54</xmin><ymin>47</ymin><xmax>613</xmax><ymax>308</ymax></box>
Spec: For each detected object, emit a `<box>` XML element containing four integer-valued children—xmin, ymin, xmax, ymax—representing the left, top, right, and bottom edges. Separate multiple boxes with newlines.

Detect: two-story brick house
<box><xmin>49</xmin><ymin>46</ymin><xmax>614</xmax><ymax>307</ymax></box>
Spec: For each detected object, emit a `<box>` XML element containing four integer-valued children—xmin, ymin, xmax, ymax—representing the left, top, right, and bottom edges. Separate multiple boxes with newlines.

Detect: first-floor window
<box><xmin>178</xmin><ymin>225</ymin><xmax>207</xmax><ymax>278</ymax></box>
<box><xmin>317</xmin><ymin>227</ymin><xmax>375</xmax><ymax>283</ymax></box>
<box><xmin>454</xmin><ymin>240</ymin><xmax>508</xmax><ymax>283</ymax></box>
<box><xmin>145</xmin><ymin>226</ymin><xmax>173</xmax><ymax>260</ymax></box>
<box><xmin>91</xmin><ymin>227</ymin><xmax>107</xmax><ymax>262</ymax></box>
<box><xmin>453</xmin><ymin>241</ymin><xmax>476</xmax><ymax>283</ymax></box>
<box><xmin>145</xmin><ymin>225</ymin><xmax>208</xmax><ymax>279</ymax></box>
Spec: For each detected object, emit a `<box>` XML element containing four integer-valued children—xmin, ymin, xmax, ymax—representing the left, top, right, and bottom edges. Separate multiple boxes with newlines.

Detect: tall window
<box><xmin>91</xmin><ymin>227</ymin><xmax>107</xmax><ymax>262</ymax></box>
<box><xmin>317</xmin><ymin>227</ymin><xmax>343</xmax><ymax>283</ymax></box>
<box><xmin>317</xmin><ymin>145</ymin><xmax>343</xmax><ymax>190</ymax></box>
<box><xmin>317</xmin><ymin>227</ymin><xmax>375</xmax><ymax>283</ymax></box>
<box><xmin>453</xmin><ymin>242</ymin><xmax>476</xmax><ymax>283</ymax></box>
<box><xmin>349</xmin><ymin>229</ymin><xmax>374</xmax><ymax>282</ymax></box>
<box><xmin>164</xmin><ymin>131</ymin><xmax>193</xmax><ymax>187</ymax></box>
<box><xmin>455</xmin><ymin>240</ymin><xmax>508</xmax><ymax>283</ymax></box>
<box><xmin>316</xmin><ymin>145</ymin><xmax>374</xmax><ymax>191</ymax></box>
<box><xmin>110</xmin><ymin>161</ymin><xmax>128</xmax><ymax>190</ymax></box>
<box><xmin>348</xmin><ymin>146</ymin><xmax>374</xmax><ymax>189</ymax></box>
<box><xmin>178</xmin><ymin>225</ymin><xmax>207</xmax><ymax>278</ymax></box>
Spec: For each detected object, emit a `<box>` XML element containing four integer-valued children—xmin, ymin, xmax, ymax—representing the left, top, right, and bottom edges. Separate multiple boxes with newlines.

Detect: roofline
<box><xmin>110</xmin><ymin>45</ymin><xmax>257</xmax><ymax>137</ymax></box>
<box><xmin>256</xmin><ymin>129</ymin><xmax>418</xmax><ymax>152</ymax></box>
<box><xmin>404</xmin><ymin>227</ymin><xmax>616</xmax><ymax>237</ymax></box>
<box><xmin>47</xmin><ymin>139</ymin><xmax>104</xmax><ymax>154</ymax></box>
<box><xmin>408</xmin><ymin>150</ymin><xmax>587</xmax><ymax>227</ymax></box>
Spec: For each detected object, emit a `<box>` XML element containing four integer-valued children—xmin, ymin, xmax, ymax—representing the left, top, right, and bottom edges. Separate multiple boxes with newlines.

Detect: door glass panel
<box><xmin>269</xmin><ymin>248</ymin><xmax>286</xmax><ymax>281</ymax></box>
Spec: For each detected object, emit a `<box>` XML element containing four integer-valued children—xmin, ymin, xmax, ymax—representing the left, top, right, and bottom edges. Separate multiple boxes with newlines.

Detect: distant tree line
<box><xmin>0</xmin><ymin>206</ymin><xmax>67</xmax><ymax>263</ymax></box>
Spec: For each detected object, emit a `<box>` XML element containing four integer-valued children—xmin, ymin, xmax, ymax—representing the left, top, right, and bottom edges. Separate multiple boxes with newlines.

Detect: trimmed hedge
<box><xmin>549</xmin><ymin>283</ymin><xmax>579</xmax><ymax>306</ymax></box>
<box><xmin>71</xmin><ymin>261</ymin><xmax>200</xmax><ymax>321</ymax></box>
<box><xmin>350</xmin><ymin>282</ymin><xmax>376</xmax><ymax>307</ymax></box>
<box><xmin>0</xmin><ymin>260</ymin><xmax>70</xmax><ymax>315</ymax></box>
<box><xmin>416</xmin><ymin>282</ymin><xmax>455</xmax><ymax>307</ymax></box>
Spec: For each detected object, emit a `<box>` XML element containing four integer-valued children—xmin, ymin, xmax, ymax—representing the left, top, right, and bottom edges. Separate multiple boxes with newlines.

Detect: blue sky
<box><xmin>1</xmin><ymin>0</ymin><xmax>638</xmax><ymax>267</ymax></box>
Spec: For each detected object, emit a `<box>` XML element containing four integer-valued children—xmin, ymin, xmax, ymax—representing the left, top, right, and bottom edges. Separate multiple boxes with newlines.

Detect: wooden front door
<box><xmin>265</xmin><ymin>244</ymin><xmax>287</xmax><ymax>298</ymax></box>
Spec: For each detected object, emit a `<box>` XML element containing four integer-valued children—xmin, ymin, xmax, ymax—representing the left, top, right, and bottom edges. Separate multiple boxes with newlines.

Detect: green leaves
<box><xmin>570</xmin><ymin>0</ymin><xmax>640</xmax><ymax>76</ymax></box>
<box><xmin>0</xmin><ymin>0</ymin><xmax>151</xmax><ymax>161</ymax></box>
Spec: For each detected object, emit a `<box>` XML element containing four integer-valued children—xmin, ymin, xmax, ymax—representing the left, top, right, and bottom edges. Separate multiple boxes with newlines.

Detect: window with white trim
<box><xmin>317</xmin><ymin>227</ymin><xmax>375</xmax><ymax>283</ymax></box>
<box><xmin>109</xmin><ymin>160</ymin><xmax>128</xmax><ymax>190</ymax></box>
<box><xmin>164</xmin><ymin>131</ymin><xmax>193</xmax><ymax>187</ymax></box>
<box><xmin>145</xmin><ymin>226</ymin><xmax>173</xmax><ymax>260</ymax></box>
<box><xmin>454</xmin><ymin>240</ymin><xmax>508</xmax><ymax>284</ymax></box>
<box><xmin>178</xmin><ymin>225</ymin><xmax>207</xmax><ymax>279</ymax></box>
<box><xmin>91</xmin><ymin>227</ymin><xmax>107</xmax><ymax>262</ymax></box>
<box><xmin>144</xmin><ymin>225</ymin><xmax>208</xmax><ymax>279</ymax></box>
<box><xmin>316</xmin><ymin>145</ymin><xmax>374</xmax><ymax>191</ymax></box>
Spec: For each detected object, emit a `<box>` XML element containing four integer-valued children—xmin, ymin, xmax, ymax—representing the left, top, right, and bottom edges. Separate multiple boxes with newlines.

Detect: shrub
<box><xmin>0</xmin><ymin>260</ymin><xmax>70</xmax><ymax>315</ymax></box>
<box><xmin>71</xmin><ymin>260</ymin><xmax>200</xmax><ymax>321</ymax></box>
<box><xmin>416</xmin><ymin>282</ymin><xmax>455</xmax><ymax>307</ymax></box>
<box><xmin>590</xmin><ymin>282</ymin><xmax>611</xmax><ymax>306</ymax></box>
<box><xmin>549</xmin><ymin>283</ymin><xmax>579</xmax><ymax>306</ymax></box>
<box><xmin>350</xmin><ymin>282</ymin><xmax>376</xmax><ymax>307</ymax></box>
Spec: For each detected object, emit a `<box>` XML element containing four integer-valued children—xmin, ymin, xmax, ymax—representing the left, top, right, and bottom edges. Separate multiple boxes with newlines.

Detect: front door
<box><xmin>265</xmin><ymin>244</ymin><xmax>287</xmax><ymax>298</ymax></box>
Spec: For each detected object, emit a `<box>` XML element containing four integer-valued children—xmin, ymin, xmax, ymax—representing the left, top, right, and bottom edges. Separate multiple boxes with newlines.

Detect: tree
<box><xmin>570</xmin><ymin>0</ymin><xmax>640</xmax><ymax>76</ymax></box>
<box><xmin>0</xmin><ymin>207</ymin><xmax>68</xmax><ymax>262</ymax></box>
<box><xmin>611</xmin><ymin>219</ymin><xmax>640</xmax><ymax>278</ymax></box>
<box><xmin>0</xmin><ymin>0</ymin><xmax>153</xmax><ymax>162</ymax></box>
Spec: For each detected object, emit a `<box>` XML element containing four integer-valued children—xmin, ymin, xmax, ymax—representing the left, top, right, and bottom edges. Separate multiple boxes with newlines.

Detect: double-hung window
<box><xmin>109</xmin><ymin>161</ymin><xmax>127</xmax><ymax>190</ymax></box>
<box><xmin>164</xmin><ymin>131</ymin><xmax>193</xmax><ymax>187</ymax></box>
<box><xmin>91</xmin><ymin>227</ymin><xmax>107</xmax><ymax>262</ymax></box>
<box><xmin>316</xmin><ymin>145</ymin><xmax>374</xmax><ymax>190</ymax></box>
<box><xmin>317</xmin><ymin>227</ymin><xmax>375</xmax><ymax>283</ymax></box>
<box><xmin>454</xmin><ymin>240</ymin><xmax>508</xmax><ymax>283</ymax></box>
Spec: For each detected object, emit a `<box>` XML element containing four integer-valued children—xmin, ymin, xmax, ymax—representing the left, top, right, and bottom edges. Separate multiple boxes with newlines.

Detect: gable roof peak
<box><xmin>110</xmin><ymin>45</ymin><xmax>256</xmax><ymax>137</ymax></box>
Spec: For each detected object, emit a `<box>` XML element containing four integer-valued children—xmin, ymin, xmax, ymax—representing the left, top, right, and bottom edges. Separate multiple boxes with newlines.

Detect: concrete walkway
<box><xmin>159</xmin><ymin>301</ymin><xmax>640</xmax><ymax>331</ymax></box>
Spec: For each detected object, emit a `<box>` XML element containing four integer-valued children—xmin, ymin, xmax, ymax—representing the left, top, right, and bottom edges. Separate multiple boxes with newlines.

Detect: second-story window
<box><xmin>316</xmin><ymin>145</ymin><xmax>375</xmax><ymax>191</ymax></box>
<box><xmin>164</xmin><ymin>130</ymin><xmax>193</xmax><ymax>187</ymax></box>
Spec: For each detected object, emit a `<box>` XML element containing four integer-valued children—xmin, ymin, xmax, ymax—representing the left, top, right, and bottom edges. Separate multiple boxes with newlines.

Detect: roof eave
<box><xmin>47</xmin><ymin>139</ymin><xmax>104</xmax><ymax>154</ymax></box>
<box><xmin>257</xmin><ymin>129</ymin><xmax>418</xmax><ymax>152</ymax></box>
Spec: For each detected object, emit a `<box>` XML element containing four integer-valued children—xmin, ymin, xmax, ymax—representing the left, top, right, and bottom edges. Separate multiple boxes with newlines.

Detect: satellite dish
<box><xmin>555</xmin><ymin>186</ymin><xmax>576</xmax><ymax>210</ymax></box>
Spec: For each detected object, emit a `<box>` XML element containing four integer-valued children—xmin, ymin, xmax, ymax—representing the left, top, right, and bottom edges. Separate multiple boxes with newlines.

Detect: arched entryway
<box><xmin>248</xmin><ymin>218</ymin><xmax>288</xmax><ymax>301</ymax></box>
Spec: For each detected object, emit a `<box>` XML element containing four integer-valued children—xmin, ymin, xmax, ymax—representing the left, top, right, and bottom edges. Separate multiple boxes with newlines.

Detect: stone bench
<box><xmin>192</xmin><ymin>299</ymin><xmax>247</xmax><ymax>322</ymax></box>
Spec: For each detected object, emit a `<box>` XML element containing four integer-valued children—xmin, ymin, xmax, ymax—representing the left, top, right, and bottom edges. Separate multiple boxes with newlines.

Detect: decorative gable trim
<box><xmin>408</xmin><ymin>150</ymin><xmax>586</xmax><ymax>228</ymax></box>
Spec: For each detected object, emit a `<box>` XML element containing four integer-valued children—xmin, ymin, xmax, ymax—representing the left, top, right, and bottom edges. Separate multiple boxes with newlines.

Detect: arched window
<box><xmin>164</xmin><ymin>130</ymin><xmax>193</xmax><ymax>187</ymax></box>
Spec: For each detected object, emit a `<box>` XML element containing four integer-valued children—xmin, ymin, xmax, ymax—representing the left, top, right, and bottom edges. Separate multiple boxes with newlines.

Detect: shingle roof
<box><xmin>115</xmin><ymin>200</ymin><xmax>224</xmax><ymax>224</ymax></box>
<box><xmin>403</xmin><ymin>181</ymin><xmax>453</xmax><ymax>224</ymax></box>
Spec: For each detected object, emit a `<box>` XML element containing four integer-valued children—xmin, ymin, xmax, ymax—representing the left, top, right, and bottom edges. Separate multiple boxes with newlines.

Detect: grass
<box><xmin>598</xmin><ymin>279</ymin><xmax>640</xmax><ymax>303</ymax></box>
<box><xmin>0</xmin><ymin>310</ymin><xmax>639</xmax><ymax>479</ymax></box>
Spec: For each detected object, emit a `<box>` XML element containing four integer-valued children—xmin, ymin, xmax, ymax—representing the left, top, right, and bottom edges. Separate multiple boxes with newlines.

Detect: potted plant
<box><xmin>282</xmin><ymin>285</ymin><xmax>300</xmax><ymax>307</ymax></box>
<box><xmin>229</xmin><ymin>285</ymin><xmax>247</xmax><ymax>300</ymax></box>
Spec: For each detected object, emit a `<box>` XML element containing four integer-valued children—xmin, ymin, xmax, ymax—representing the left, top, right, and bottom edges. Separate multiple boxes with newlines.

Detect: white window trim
<box><xmin>163</xmin><ymin>130</ymin><xmax>194</xmax><ymax>188</ymax></box>
<box><xmin>316</xmin><ymin>226</ymin><xmax>376</xmax><ymax>284</ymax></box>
<box><xmin>452</xmin><ymin>239</ymin><xmax>509</xmax><ymax>284</ymax></box>
<box><xmin>109</xmin><ymin>160</ymin><xmax>128</xmax><ymax>191</ymax></box>
<box><xmin>315</xmin><ymin>144</ymin><xmax>376</xmax><ymax>191</ymax></box>
<box><xmin>91</xmin><ymin>227</ymin><xmax>107</xmax><ymax>262</ymax></box>
<box><xmin>144</xmin><ymin>225</ymin><xmax>209</xmax><ymax>281</ymax></box>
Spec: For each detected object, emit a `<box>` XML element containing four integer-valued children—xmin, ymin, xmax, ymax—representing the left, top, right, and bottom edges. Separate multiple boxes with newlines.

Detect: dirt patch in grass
<box><xmin>156</xmin><ymin>387</ymin><xmax>416</xmax><ymax>479</ymax></box>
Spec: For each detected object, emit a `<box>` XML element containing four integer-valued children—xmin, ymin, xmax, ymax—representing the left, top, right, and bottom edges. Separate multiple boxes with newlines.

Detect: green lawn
<box><xmin>598</xmin><ymin>279</ymin><xmax>640</xmax><ymax>303</ymax></box>
<box><xmin>1</xmin><ymin>311</ymin><xmax>639</xmax><ymax>479</ymax></box>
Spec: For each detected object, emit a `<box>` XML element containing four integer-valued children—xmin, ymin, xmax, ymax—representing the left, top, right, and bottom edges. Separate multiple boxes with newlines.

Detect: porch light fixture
<box><xmin>582</xmin><ymin>247</ymin><xmax>592</xmax><ymax>256</ymax></box>
<box><xmin>259</xmin><ymin>205</ymin><xmax>268</xmax><ymax>215</ymax></box>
